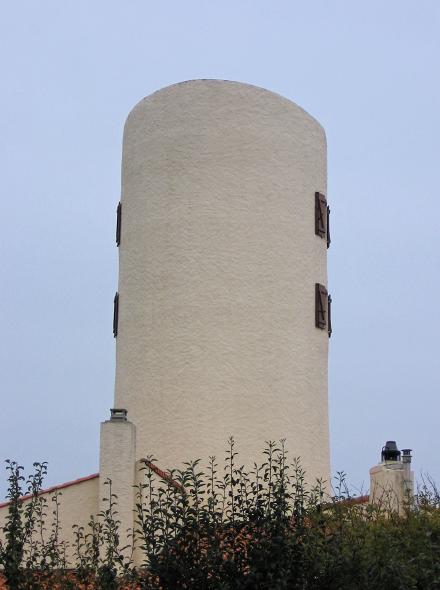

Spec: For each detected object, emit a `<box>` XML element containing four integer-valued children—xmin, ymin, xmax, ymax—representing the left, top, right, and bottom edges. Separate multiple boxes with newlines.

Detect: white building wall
<box><xmin>0</xmin><ymin>476</ymin><xmax>99</xmax><ymax>566</ymax></box>
<box><xmin>115</xmin><ymin>79</ymin><xmax>330</xmax><ymax>484</ymax></box>
<box><xmin>99</xmin><ymin>416</ymin><xmax>136</xmax><ymax>559</ymax></box>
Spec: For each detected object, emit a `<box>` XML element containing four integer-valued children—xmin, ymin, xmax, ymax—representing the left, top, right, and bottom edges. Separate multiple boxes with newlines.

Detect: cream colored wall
<box><xmin>0</xmin><ymin>476</ymin><xmax>99</xmax><ymax>565</ymax></box>
<box><xmin>99</xmin><ymin>418</ymin><xmax>136</xmax><ymax>559</ymax></box>
<box><xmin>115</xmin><ymin>80</ymin><xmax>330</xmax><ymax>484</ymax></box>
<box><xmin>370</xmin><ymin>462</ymin><xmax>414</xmax><ymax>513</ymax></box>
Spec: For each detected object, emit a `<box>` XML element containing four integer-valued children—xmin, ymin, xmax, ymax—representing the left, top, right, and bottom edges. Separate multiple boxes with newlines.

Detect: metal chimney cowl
<box><xmin>381</xmin><ymin>440</ymin><xmax>401</xmax><ymax>462</ymax></box>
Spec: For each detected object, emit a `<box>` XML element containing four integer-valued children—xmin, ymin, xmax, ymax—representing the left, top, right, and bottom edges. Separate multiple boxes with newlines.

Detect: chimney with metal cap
<box><xmin>99</xmin><ymin>408</ymin><xmax>136</xmax><ymax>559</ymax></box>
<box><xmin>370</xmin><ymin>440</ymin><xmax>414</xmax><ymax>513</ymax></box>
<box><xmin>401</xmin><ymin>449</ymin><xmax>413</xmax><ymax>498</ymax></box>
<box><xmin>401</xmin><ymin>448</ymin><xmax>412</xmax><ymax>466</ymax></box>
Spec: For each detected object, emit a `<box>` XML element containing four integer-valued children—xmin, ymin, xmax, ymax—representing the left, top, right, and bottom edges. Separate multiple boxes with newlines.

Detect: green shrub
<box><xmin>1</xmin><ymin>440</ymin><xmax>440</xmax><ymax>589</ymax></box>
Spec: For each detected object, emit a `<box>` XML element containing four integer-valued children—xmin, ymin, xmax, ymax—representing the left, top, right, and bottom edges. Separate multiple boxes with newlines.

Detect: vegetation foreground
<box><xmin>1</xmin><ymin>440</ymin><xmax>440</xmax><ymax>589</ymax></box>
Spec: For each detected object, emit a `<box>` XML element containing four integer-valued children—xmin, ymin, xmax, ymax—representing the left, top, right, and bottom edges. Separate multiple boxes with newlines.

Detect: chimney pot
<box><xmin>110</xmin><ymin>408</ymin><xmax>127</xmax><ymax>421</ymax></box>
<box><xmin>381</xmin><ymin>440</ymin><xmax>401</xmax><ymax>462</ymax></box>
<box><xmin>401</xmin><ymin>449</ymin><xmax>412</xmax><ymax>464</ymax></box>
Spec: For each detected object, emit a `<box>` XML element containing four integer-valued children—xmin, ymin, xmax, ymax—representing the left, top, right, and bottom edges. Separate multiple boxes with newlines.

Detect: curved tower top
<box><xmin>114</xmin><ymin>79</ymin><xmax>330</xmax><ymax>483</ymax></box>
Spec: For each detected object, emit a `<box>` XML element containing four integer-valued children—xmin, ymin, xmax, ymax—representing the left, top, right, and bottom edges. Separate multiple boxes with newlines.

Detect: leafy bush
<box><xmin>1</xmin><ymin>440</ymin><xmax>440</xmax><ymax>589</ymax></box>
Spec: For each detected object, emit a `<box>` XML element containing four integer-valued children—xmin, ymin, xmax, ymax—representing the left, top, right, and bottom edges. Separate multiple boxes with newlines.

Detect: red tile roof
<box><xmin>141</xmin><ymin>459</ymin><xmax>184</xmax><ymax>492</ymax></box>
<box><xmin>339</xmin><ymin>494</ymin><xmax>369</xmax><ymax>506</ymax></box>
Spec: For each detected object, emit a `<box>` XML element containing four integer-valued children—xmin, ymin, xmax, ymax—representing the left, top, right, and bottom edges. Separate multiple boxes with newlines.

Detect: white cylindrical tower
<box><xmin>114</xmin><ymin>80</ymin><xmax>330</xmax><ymax>483</ymax></box>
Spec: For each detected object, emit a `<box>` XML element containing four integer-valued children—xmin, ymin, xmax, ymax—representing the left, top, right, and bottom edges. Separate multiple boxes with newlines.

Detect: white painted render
<box><xmin>99</xmin><ymin>417</ymin><xmax>136</xmax><ymax>558</ymax></box>
<box><xmin>0</xmin><ymin>81</ymin><xmax>332</xmax><ymax>565</ymax></box>
<box><xmin>114</xmin><ymin>80</ymin><xmax>330</xmax><ymax>484</ymax></box>
<box><xmin>0</xmin><ymin>476</ymin><xmax>99</xmax><ymax>565</ymax></box>
<box><xmin>370</xmin><ymin>461</ymin><xmax>414</xmax><ymax>513</ymax></box>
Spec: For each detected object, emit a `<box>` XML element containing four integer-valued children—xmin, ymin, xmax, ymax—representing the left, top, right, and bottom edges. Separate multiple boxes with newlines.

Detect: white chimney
<box><xmin>369</xmin><ymin>440</ymin><xmax>414</xmax><ymax>513</ymax></box>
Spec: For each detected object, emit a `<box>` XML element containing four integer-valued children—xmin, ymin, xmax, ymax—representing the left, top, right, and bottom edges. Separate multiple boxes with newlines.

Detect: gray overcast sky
<box><xmin>1</xmin><ymin>1</ymin><xmax>439</xmax><ymax>499</ymax></box>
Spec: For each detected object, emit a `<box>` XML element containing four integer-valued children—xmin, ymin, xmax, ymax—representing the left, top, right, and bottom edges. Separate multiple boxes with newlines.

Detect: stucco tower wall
<box><xmin>115</xmin><ymin>80</ymin><xmax>329</xmax><ymax>483</ymax></box>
